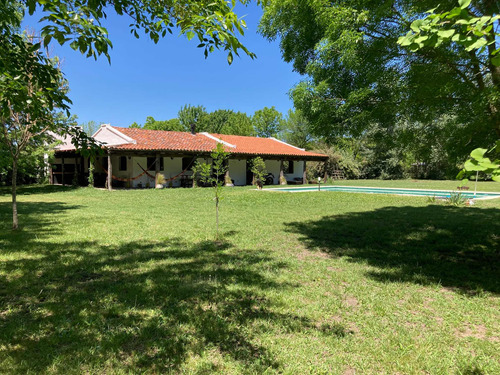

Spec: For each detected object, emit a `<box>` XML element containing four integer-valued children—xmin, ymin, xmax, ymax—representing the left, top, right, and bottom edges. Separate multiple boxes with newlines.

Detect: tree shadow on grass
<box><xmin>0</xmin><ymin>201</ymin><xmax>82</xmax><ymax>240</ymax></box>
<box><xmin>285</xmin><ymin>205</ymin><xmax>500</xmax><ymax>295</ymax></box>
<box><xmin>0</xmin><ymin>184</ymin><xmax>79</xmax><ymax>197</ymax></box>
<box><xmin>0</xmin><ymin>229</ymin><xmax>341</xmax><ymax>373</ymax></box>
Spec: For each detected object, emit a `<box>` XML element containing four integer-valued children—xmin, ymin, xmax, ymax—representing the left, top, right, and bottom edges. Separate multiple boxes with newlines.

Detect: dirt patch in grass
<box><xmin>344</xmin><ymin>296</ymin><xmax>359</xmax><ymax>308</ymax></box>
<box><xmin>455</xmin><ymin>324</ymin><xmax>499</xmax><ymax>342</ymax></box>
<box><xmin>295</xmin><ymin>249</ymin><xmax>331</xmax><ymax>261</ymax></box>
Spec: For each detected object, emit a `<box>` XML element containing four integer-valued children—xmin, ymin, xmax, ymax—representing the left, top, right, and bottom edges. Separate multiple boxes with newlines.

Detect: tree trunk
<box><xmin>61</xmin><ymin>156</ymin><xmax>65</xmax><ymax>186</ymax></box>
<box><xmin>215</xmin><ymin>197</ymin><xmax>219</xmax><ymax>240</ymax></box>
<box><xmin>12</xmin><ymin>158</ymin><xmax>18</xmax><ymax>230</ymax></box>
<box><xmin>107</xmin><ymin>152</ymin><xmax>112</xmax><ymax>191</ymax></box>
<box><xmin>303</xmin><ymin>161</ymin><xmax>307</xmax><ymax>184</ymax></box>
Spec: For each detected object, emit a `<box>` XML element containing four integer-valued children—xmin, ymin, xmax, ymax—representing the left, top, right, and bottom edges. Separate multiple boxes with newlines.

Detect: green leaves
<box><xmin>460</xmin><ymin>146</ymin><xmax>500</xmax><ymax>181</ymax></box>
<box><xmin>398</xmin><ymin>0</ymin><xmax>499</xmax><ymax>69</ymax></box>
<box><xmin>458</xmin><ymin>0</ymin><xmax>471</xmax><ymax>9</ymax></box>
<box><xmin>19</xmin><ymin>1</ymin><xmax>254</xmax><ymax>64</ymax></box>
<box><xmin>470</xmin><ymin>148</ymin><xmax>487</xmax><ymax>160</ymax></box>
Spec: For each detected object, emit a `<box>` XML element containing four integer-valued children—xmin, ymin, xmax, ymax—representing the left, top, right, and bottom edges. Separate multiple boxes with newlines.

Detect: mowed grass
<box><xmin>0</xmin><ymin>181</ymin><xmax>499</xmax><ymax>374</ymax></box>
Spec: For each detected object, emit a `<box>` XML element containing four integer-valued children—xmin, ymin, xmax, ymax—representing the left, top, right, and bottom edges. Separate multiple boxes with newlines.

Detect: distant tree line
<box><xmin>129</xmin><ymin>105</ymin><xmax>287</xmax><ymax>139</ymax></box>
<box><xmin>127</xmin><ymin>104</ymin><xmax>478</xmax><ymax>180</ymax></box>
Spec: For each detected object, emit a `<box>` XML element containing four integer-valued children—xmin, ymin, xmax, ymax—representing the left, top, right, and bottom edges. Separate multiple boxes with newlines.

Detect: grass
<box><xmin>0</xmin><ymin>180</ymin><xmax>499</xmax><ymax>374</ymax></box>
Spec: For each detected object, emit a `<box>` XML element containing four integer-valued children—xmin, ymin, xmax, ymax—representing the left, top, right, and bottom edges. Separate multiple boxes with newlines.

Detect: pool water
<box><xmin>266</xmin><ymin>185</ymin><xmax>500</xmax><ymax>200</ymax></box>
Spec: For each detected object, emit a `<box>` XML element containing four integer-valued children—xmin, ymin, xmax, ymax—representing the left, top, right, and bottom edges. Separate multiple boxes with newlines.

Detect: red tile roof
<box><xmin>112</xmin><ymin>127</ymin><xmax>218</xmax><ymax>152</ymax></box>
<box><xmin>108</xmin><ymin>127</ymin><xmax>327</xmax><ymax>160</ymax></box>
<box><xmin>211</xmin><ymin>133</ymin><xmax>327</xmax><ymax>159</ymax></box>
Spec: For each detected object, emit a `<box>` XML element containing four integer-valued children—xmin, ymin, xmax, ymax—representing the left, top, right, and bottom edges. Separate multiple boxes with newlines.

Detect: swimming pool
<box><xmin>265</xmin><ymin>185</ymin><xmax>500</xmax><ymax>200</ymax></box>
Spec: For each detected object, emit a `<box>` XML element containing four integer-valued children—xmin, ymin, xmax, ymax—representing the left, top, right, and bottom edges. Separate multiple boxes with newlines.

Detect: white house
<box><xmin>51</xmin><ymin>124</ymin><xmax>328</xmax><ymax>188</ymax></box>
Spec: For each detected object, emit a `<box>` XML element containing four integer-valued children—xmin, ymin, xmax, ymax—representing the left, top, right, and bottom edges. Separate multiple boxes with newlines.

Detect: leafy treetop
<box><xmin>20</xmin><ymin>0</ymin><xmax>260</xmax><ymax>64</ymax></box>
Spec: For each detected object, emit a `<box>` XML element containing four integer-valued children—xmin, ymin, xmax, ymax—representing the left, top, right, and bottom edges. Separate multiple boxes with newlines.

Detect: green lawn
<box><xmin>1</xmin><ymin>181</ymin><xmax>499</xmax><ymax>374</ymax></box>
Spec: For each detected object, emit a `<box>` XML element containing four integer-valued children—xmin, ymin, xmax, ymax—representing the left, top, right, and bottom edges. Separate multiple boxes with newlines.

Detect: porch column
<box><xmin>323</xmin><ymin>161</ymin><xmax>328</xmax><ymax>181</ymax></box>
<box><xmin>303</xmin><ymin>161</ymin><xmax>307</xmax><ymax>185</ymax></box>
<box><xmin>155</xmin><ymin>154</ymin><xmax>160</xmax><ymax>175</ymax></box>
<box><xmin>107</xmin><ymin>151</ymin><xmax>112</xmax><ymax>191</ymax></box>
<box><xmin>224</xmin><ymin>159</ymin><xmax>233</xmax><ymax>186</ymax></box>
<box><xmin>279</xmin><ymin>160</ymin><xmax>287</xmax><ymax>185</ymax></box>
<box><xmin>61</xmin><ymin>156</ymin><xmax>65</xmax><ymax>186</ymax></box>
<box><xmin>155</xmin><ymin>153</ymin><xmax>160</xmax><ymax>188</ymax></box>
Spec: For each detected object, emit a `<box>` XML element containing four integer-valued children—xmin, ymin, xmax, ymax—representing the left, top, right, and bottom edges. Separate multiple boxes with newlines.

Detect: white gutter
<box><xmin>201</xmin><ymin>132</ymin><xmax>237</xmax><ymax>148</ymax></box>
<box><xmin>269</xmin><ymin>137</ymin><xmax>305</xmax><ymax>151</ymax></box>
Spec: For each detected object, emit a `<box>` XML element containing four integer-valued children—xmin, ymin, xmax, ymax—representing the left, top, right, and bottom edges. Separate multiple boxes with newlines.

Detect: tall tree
<box><xmin>259</xmin><ymin>0</ymin><xmax>498</xmax><ymax>162</ymax></box>
<box><xmin>178</xmin><ymin>104</ymin><xmax>207</xmax><ymax>131</ymax></box>
<box><xmin>398</xmin><ymin>0</ymin><xmax>499</xmax><ymax>137</ymax></box>
<box><xmin>141</xmin><ymin>116</ymin><xmax>184</xmax><ymax>131</ymax></box>
<box><xmin>80</xmin><ymin>119</ymin><xmax>100</xmax><ymax>136</ymax></box>
<box><xmin>252</xmin><ymin>106</ymin><xmax>284</xmax><ymax>138</ymax></box>
<box><xmin>283</xmin><ymin>109</ymin><xmax>313</xmax><ymax>149</ymax></box>
<box><xmin>0</xmin><ymin>31</ymin><xmax>71</xmax><ymax>229</ymax></box>
<box><xmin>199</xmin><ymin>109</ymin><xmax>254</xmax><ymax>135</ymax></box>
<box><xmin>227</xmin><ymin>111</ymin><xmax>255</xmax><ymax>136</ymax></box>
<box><xmin>17</xmin><ymin>0</ymin><xmax>258</xmax><ymax>64</ymax></box>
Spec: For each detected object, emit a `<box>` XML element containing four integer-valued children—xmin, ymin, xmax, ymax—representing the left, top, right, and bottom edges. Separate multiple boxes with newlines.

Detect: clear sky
<box><xmin>23</xmin><ymin>3</ymin><xmax>302</xmax><ymax>127</ymax></box>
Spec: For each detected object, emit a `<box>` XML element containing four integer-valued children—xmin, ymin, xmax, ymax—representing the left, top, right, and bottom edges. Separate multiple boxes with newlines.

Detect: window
<box><xmin>182</xmin><ymin>157</ymin><xmax>195</xmax><ymax>171</ymax></box>
<box><xmin>119</xmin><ymin>156</ymin><xmax>127</xmax><ymax>171</ymax></box>
<box><xmin>147</xmin><ymin>157</ymin><xmax>164</xmax><ymax>171</ymax></box>
<box><xmin>284</xmin><ymin>161</ymin><xmax>294</xmax><ymax>174</ymax></box>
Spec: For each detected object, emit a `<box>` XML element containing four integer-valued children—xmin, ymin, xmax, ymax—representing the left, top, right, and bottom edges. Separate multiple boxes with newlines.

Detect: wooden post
<box><xmin>155</xmin><ymin>154</ymin><xmax>160</xmax><ymax>175</ymax></box>
<box><xmin>107</xmin><ymin>151</ymin><xmax>112</xmax><ymax>191</ymax></box>
<box><xmin>155</xmin><ymin>154</ymin><xmax>160</xmax><ymax>187</ymax></box>
<box><xmin>279</xmin><ymin>160</ymin><xmax>287</xmax><ymax>185</ymax></box>
<box><xmin>303</xmin><ymin>161</ymin><xmax>307</xmax><ymax>185</ymax></box>
<box><xmin>324</xmin><ymin>161</ymin><xmax>328</xmax><ymax>181</ymax></box>
<box><xmin>61</xmin><ymin>156</ymin><xmax>65</xmax><ymax>186</ymax></box>
<box><xmin>224</xmin><ymin>159</ymin><xmax>233</xmax><ymax>186</ymax></box>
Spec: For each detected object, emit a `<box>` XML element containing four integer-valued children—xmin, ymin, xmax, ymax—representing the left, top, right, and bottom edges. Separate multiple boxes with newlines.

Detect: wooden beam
<box><xmin>107</xmin><ymin>151</ymin><xmax>112</xmax><ymax>191</ymax></box>
<box><xmin>303</xmin><ymin>161</ymin><xmax>307</xmax><ymax>185</ymax></box>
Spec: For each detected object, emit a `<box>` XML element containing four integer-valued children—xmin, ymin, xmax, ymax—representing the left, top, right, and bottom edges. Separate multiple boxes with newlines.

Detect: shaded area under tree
<box><xmin>285</xmin><ymin>205</ymin><xmax>500</xmax><ymax>294</ymax></box>
<box><xmin>0</xmin><ymin>201</ymin><xmax>350</xmax><ymax>373</ymax></box>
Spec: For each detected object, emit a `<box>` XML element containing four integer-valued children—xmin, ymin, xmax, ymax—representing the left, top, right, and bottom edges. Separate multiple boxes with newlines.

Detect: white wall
<box><xmin>264</xmin><ymin>160</ymin><xmax>281</xmax><ymax>185</ymax></box>
<box><xmin>228</xmin><ymin>159</ymin><xmax>246</xmax><ymax>186</ymax></box>
<box><xmin>284</xmin><ymin>160</ymin><xmax>305</xmax><ymax>182</ymax></box>
<box><xmin>164</xmin><ymin>157</ymin><xmax>183</xmax><ymax>187</ymax></box>
<box><xmin>131</xmin><ymin>156</ymin><xmax>154</xmax><ymax>188</ymax></box>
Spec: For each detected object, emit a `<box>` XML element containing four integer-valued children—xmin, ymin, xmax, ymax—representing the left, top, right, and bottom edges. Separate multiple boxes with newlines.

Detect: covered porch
<box><xmin>51</xmin><ymin>150</ymin><xmax>324</xmax><ymax>189</ymax></box>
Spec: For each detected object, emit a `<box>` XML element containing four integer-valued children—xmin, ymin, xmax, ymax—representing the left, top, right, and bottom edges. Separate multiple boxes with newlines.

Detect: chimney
<box><xmin>190</xmin><ymin>123</ymin><xmax>196</xmax><ymax>135</ymax></box>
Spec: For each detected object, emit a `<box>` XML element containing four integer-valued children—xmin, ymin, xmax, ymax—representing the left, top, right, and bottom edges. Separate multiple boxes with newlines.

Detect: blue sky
<box><xmin>23</xmin><ymin>3</ymin><xmax>302</xmax><ymax>127</ymax></box>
